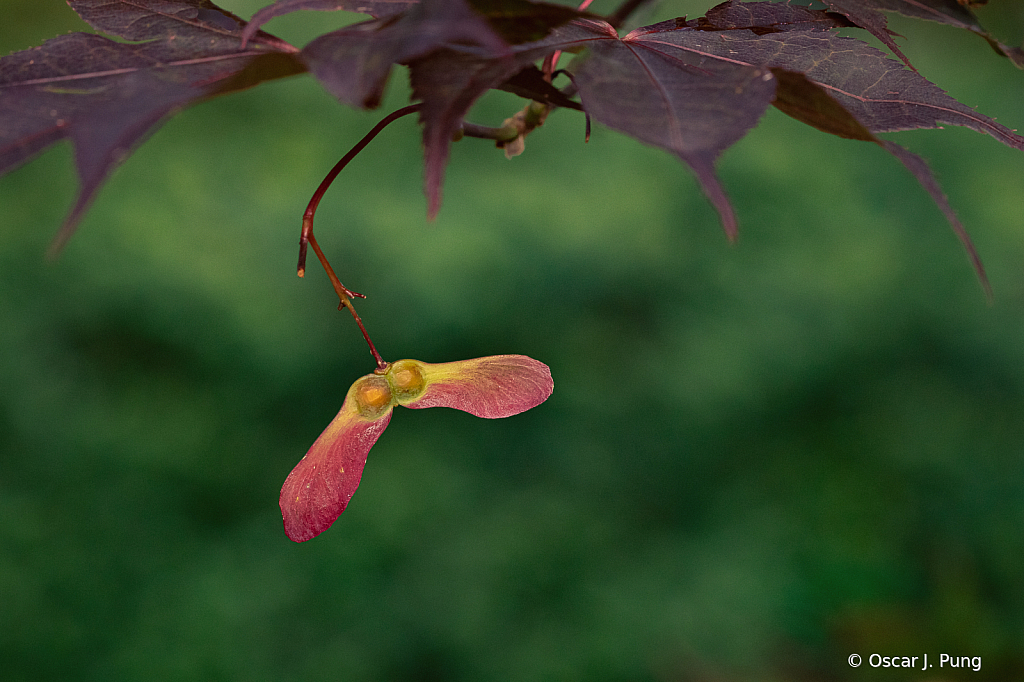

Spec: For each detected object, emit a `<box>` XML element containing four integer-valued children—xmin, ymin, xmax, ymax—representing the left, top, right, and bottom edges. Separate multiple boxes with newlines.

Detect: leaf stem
<box><xmin>543</xmin><ymin>0</ymin><xmax>598</xmax><ymax>79</ymax></box>
<box><xmin>297</xmin><ymin>103</ymin><xmax>420</xmax><ymax>371</ymax></box>
<box><xmin>540</xmin><ymin>0</ymin><xmax>645</xmax><ymax>106</ymax></box>
<box><xmin>542</xmin><ymin>0</ymin><xmax>652</xmax><ymax>77</ymax></box>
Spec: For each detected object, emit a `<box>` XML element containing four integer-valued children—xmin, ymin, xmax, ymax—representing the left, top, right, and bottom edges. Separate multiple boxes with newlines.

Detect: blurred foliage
<box><xmin>3</xmin><ymin>1</ymin><xmax>1024</xmax><ymax>681</ymax></box>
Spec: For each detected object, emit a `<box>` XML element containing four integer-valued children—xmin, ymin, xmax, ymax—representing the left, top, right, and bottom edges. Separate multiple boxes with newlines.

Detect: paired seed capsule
<box><xmin>352</xmin><ymin>359</ymin><xmax>428</xmax><ymax>419</ymax></box>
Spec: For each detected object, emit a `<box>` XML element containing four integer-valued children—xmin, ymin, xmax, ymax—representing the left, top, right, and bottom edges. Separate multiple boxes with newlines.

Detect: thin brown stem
<box><xmin>306</xmin><ymin>231</ymin><xmax>364</xmax><ymax>305</ymax></box>
<box><xmin>460</xmin><ymin>121</ymin><xmax>522</xmax><ymax>142</ymax></box>
<box><xmin>298</xmin><ymin>104</ymin><xmax>420</xmax><ymax>371</ymax></box>
<box><xmin>307</xmin><ymin>231</ymin><xmax>386</xmax><ymax>371</ymax></box>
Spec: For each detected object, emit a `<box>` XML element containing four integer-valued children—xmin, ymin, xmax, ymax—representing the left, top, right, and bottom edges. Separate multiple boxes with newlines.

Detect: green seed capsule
<box><xmin>387</xmin><ymin>359</ymin><xmax>427</xmax><ymax>402</ymax></box>
<box><xmin>353</xmin><ymin>375</ymin><xmax>394</xmax><ymax>419</ymax></box>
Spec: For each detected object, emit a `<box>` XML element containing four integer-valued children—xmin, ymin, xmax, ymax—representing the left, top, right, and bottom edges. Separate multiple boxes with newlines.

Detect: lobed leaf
<box><xmin>299</xmin><ymin>0</ymin><xmax>589</xmax><ymax>215</ymax></box>
<box><xmin>300</xmin><ymin>0</ymin><xmax>590</xmax><ymax>214</ymax></box>
<box><xmin>241</xmin><ymin>0</ymin><xmax>416</xmax><ymax>48</ymax></box>
<box><xmin>815</xmin><ymin>0</ymin><xmax>914</xmax><ymax>68</ymax></box>
<box><xmin>664</xmin><ymin>5</ymin><xmax>1024</xmax><ymax>148</ymax></box>
<box><xmin>557</xmin><ymin>17</ymin><xmax>780</xmax><ymax>240</ymax></box>
<box><xmin>535</xmin><ymin>1</ymin><xmax>1022</xmax><ymax>290</ymax></box>
<box><xmin>403</xmin><ymin>4</ymin><xmax>591</xmax><ymax>217</ymax></box>
<box><xmin>825</xmin><ymin>0</ymin><xmax>1024</xmax><ymax>67</ymax></box>
<box><xmin>3</xmin><ymin>0</ymin><xmax>1022</xmax><ymax>271</ymax></box>
<box><xmin>280</xmin><ymin>375</ymin><xmax>394</xmax><ymax>542</ymax></box>
<box><xmin>409</xmin><ymin>49</ymin><xmax>528</xmax><ymax>218</ymax></box>
<box><xmin>0</xmin><ymin>0</ymin><xmax>304</xmax><ymax>253</ymax></box>
<box><xmin>400</xmin><ymin>355</ymin><xmax>554</xmax><ymax>418</ymax></box>
<box><xmin>771</xmin><ymin>69</ymin><xmax>991</xmax><ymax>295</ymax></box>
<box><xmin>73</xmin><ymin>0</ymin><xmax>272</xmax><ymax>44</ymax></box>
<box><xmin>294</xmin><ymin>0</ymin><xmax>1022</xmax><ymax>231</ymax></box>
<box><xmin>300</xmin><ymin>0</ymin><xmax>509</xmax><ymax>110</ymax></box>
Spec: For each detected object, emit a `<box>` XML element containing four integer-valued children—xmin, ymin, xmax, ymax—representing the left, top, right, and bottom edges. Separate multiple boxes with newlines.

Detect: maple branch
<box><xmin>462</xmin><ymin>72</ymin><xmax>585</xmax><ymax>158</ymax></box>
<box><xmin>298</xmin><ymin>103</ymin><xmax>420</xmax><ymax>372</ymax></box>
<box><xmin>460</xmin><ymin>122</ymin><xmax>522</xmax><ymax>142</ymax></box>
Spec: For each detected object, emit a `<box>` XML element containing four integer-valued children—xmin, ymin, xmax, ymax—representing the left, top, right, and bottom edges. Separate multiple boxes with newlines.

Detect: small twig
<box><xmin>306</xmin><ymin>232</ymin><xmax>386</xmax><ymax>370</ymax></box>
<box><xmin>460</xmin><ymin>122</ymin><xmax>523</xmax><ymax>142</ymax></box>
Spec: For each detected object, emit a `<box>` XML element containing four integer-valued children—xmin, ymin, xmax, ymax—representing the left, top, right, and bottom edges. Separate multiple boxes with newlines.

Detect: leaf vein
<box><xmin>1</xmin><ymin>50</ymin><xmax>269</xmax><ymax>90</ymax></box>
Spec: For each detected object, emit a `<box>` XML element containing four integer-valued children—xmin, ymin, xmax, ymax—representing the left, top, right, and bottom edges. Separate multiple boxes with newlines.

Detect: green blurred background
<box><xmin>3</xmin><ymin>1</ymin><xmax>1024</xmax><ymax>680</ymax></box>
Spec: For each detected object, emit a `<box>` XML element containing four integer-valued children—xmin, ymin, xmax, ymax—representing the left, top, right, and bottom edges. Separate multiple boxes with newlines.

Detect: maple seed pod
<box><xmin>353</xmin><ymin>375</ymin><xmax>394</xmax><ymax>419</ymax></box>
<box><xmin>280</xmin><ymin>355</ymin><xmax>553</xmax><ymax>541</ymax></box>
<box><xmin>387</xmin><ymin>359</ymin><xmax>427</xmax><ymax>402</ymax></box>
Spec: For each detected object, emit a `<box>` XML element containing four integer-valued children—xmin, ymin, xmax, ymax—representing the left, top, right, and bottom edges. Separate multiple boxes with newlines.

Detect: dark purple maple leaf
<box><xmin>299</xmin><ymin>0</ymin><xmax>510</xmax><ymax>111</ymax></box>
<box><xmin>880</xmin><ymin>0</ymin><xmax>1022</xmax><ymax>63</ymax></box>
<box><xmin>241</xmin><ymin>0</ymin><xmax>416</xmax><ymax>48</ymax></box>
<box><xmin>504</xmin><ymin>0</ymin><xmax>1023</xmax><ymax>292</ymax></box>
<box><xmin>295</xmin><ymin>0</ymin><xmax>513</xmax><ymax>214</ymax></box>
<box><xmin>817</xmin><ymin>0</ymin><xmax>915</xmax><ymax>69</ymax></box>
<box><xmin>246</xmin><ymin>0</ymin><xmax>592</xmax><ymax>111</ymax></box>
<box><xmin>2</xmin><ymin>0</ymin><xmax>1023</xmax><ymax>295</ymax></box>
<box><xmin>548</xmin><ymin>18</ymin><xmax>780</xmax><ymax>242</ymax></box>
<box><xmin>0</xmin><ymin>0</ymin><xmax>304</xmax><ymax>252</ymax></box>
<box><xmin>822</xmin><ymin>0</ymin><xmax>1024</xmax><ymax>68</ymax></box>
<box><xmin>410</xmin><ymin>50</ymin><xmax>526</xmax><ymax>219</ymax></box>
<box><xmin>242</xmin><ymin>0</ymin><xmax>589</xmax><ymax>47</ymax></box>
<box><xmin>399</xmin><ymin>2</ymin><xmax>595</xmax><ymax>217</ymax></box>
<box><xmin>667</xmin><ymin>3</ymin><xmax>1021</xmax><ymax>149</ymax></box>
